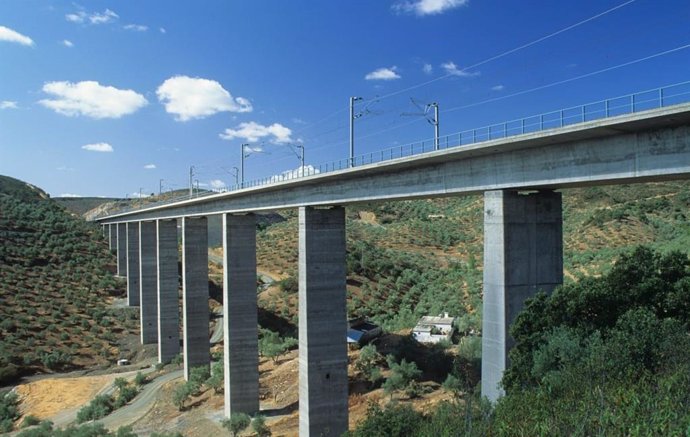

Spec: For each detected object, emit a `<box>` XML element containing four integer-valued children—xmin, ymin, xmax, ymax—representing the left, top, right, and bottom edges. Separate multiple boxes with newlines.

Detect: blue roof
<box><xmin>347</xmin><ymin>329</ymin><xmax>364</xmax><ymax>343</ymax></box>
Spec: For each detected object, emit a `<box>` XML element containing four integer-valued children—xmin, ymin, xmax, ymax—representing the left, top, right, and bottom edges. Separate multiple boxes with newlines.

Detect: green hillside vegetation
<box><xmin>256</xmin><ymin>182</ymin><xmax>690</xmax><ymax>333</ymax></box>
<box><xmin>0</xmin><ymin>176</ymin><xmax>135</xmax><ymax>386</ymax></box>
<box><xmin>349</xmin><ymin>247</ymin><xmax>690</xmax><ymax>436</ymax></box>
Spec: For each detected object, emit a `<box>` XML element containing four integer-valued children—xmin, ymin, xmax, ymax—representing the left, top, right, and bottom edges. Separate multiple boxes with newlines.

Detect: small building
<box><xmin>347</xmin><ymin>318</ymin><xmax>382</xmax><ymax>345</ymax></box>
<box><xmin>116</xmin><ymin>358</ymin><xmax>130</xmax><ymax>366</ymax></box>
<box><xmin>413</xmin><ymin>313</ymin><xmax>455</xmax><ymax>344</ymax></box>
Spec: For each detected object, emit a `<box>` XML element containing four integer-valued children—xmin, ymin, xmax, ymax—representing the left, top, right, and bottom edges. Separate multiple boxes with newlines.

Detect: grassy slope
<box><xmin>256</xmin><ymin>181</ymin><xmax>690</xmax><ymax>331</ymax></box>
<box><xmin>54</xmin><ymin>197</ymin><xmax>121</xmax><ymax>216</ymax></box>
<box><xmin>0</xmin><ymin>176</ymin><xmax>137</xmax><ymax>385</ymax></box>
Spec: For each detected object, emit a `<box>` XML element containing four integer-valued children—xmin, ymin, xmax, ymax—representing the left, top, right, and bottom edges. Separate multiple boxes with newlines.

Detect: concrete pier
<box><xmin>481</xmin><ymin>190</ymin><xmax>563</xmax><ymax>402</ymax></box>
<box><xmin>157</xmin><ymin>219</ymin><xmax>180</xmax><ymax>363</ymax></box>
<box><xmin>117</xmin><ymin>223</ymin><xmax>127</xmax><ymax>277</ymax></box>
<box><xmin>109</xmin><ymin>224</ymin><xmax>116</xmax><ymax>252</ymax></box>
<box><xmin>298</xmin><ymin>207</ymin><xmax>348</xmax><ymax>437</ymax></box>
<box><xmin>182</xmin><ymin>217</ymin><xmax>210</xmax><ymax>380</ymax></box>
<box><xmin>139</xmin><ymin>221</ymin><xmax>158</xmax><ymax>344</ymax></box>
<box><xmin>223</xmin><ymin>214</ymin><xmax>259</xmax><ymax>417</ymax></box>
<box><xmin>126</xmin><ymin>223</ymin><xmax>141</xmax><ymax>307</ymax></box>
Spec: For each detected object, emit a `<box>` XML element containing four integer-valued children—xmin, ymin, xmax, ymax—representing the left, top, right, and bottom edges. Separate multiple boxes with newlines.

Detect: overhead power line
<box><xmin>442</xmin><ymin>42</ymin><xmax>690</xmax><ymax>114</ymax></box>
<box><xmin>362</xmin><ymin>0</ymin><xmax>638</xmax><ymax>105</ymax></box>
<box><xmin>294</xmin><ymin>41</ymin><xmax>690</xmax><ymax>156</ymax></box>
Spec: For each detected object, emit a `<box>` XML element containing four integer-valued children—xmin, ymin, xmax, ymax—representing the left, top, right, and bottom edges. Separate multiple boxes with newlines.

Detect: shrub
<box><xmin>76</xmin><ymin>394</ymin><xmax>113</xmax><ymax>423</ymax></box>
<box><xmin>354</xmin><ymin>344</ymin><xmax>383</xmax><ymax>386</ymax></box>
<box><xmin>20</xmin><ymin>415</ymin><xmax>40</xmax><ymax>428</ymax></box>
<box><xmin>172</xmin><ymin>383</ymin><xmax>193</xmax><ymax>411</ymax></box>
<box><xmin>349</xmin><ymin>402</ymin><xmax>423</xmax><ymax>437</ymax></box>
<box><xmin>252</xmin><ymin>415</ymin><xmax>271</xmax><ymax>437</ymax></box>
<box><xmin>222</xmin><ymin>412</ymin><xmax>251</xmax><ymax>437</ymax></box>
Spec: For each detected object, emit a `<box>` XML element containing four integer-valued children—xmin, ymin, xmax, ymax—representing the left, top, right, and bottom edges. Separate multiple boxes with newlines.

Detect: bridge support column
<box><xmin>117</xmin><ymin>223</ymin><xmax>126</xmax><ymax>277</ymax></box>
<box><xmin>182</xmin><ymin>217</ymin><xmax>210</xmax><ymax>380</ymax></box>
<box><xmin>139</xmin><ymin>221</ymin><xmax>158</xmax><ymax>344</ymax></box>
<box><xmin>108</xmin><ymin>223</ymin><xmax>117</xmax><ymax>252</ymax></box>
<box><xmin>157</xmin><ymin>219</ymin><xmax>180</xmax><ymax>363</ymax></box>
<box><xmin>223</xmin><ymin>214</ymin><xmax>259</xmax><ymax>417</ymax></box>
<box><xmin>298</xmin><ymin>206</ymin><xmax>348</xmax><ymax>437</ymax></box>
<box><xmin>482</xmin><ymin>190</ymin><xmax>562</xmax><ymax>402</ymax></box>
<box><xmin>127</xmin><ymin>223</ymin><xmax>141</xmax><ymax>306</ymax></box>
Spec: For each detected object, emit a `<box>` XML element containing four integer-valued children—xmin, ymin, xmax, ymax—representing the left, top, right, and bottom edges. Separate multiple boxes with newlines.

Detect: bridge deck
<box><xmin>96</xmin><ymin>103</ymin><xmax>690</xmax><ymax>223</ymax></box>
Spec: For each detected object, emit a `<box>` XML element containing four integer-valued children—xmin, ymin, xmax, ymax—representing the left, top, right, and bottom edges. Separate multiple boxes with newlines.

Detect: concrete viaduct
<box><xmin>96</xmin><ymin>103</ymin><xmax>690</xmax><ymax>436</ymax></box>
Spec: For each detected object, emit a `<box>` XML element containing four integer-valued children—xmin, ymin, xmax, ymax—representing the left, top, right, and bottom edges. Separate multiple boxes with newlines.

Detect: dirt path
<box><xmin>98</xmin><ymin>370</ymin><xmax>183</xmax><ymax>430</ymax></box>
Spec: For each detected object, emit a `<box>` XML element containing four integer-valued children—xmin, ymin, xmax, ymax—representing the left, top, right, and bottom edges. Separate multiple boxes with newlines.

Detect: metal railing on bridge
<box><xmin>97</xmin><ymin>80</ymin><xmax>690</xmax><ymax>219</ymax></box>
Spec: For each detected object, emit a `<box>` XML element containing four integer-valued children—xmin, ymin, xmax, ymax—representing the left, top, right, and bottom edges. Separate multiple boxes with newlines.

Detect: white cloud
<box><xmin>243</xmin><ymin>144</ymin><xmax>264</xmax><ymax>154</ymax></box>
<box><xmin>394</xmin><ymin>0</ymin><xmax>468</xmax><ymax>16</ymax></box>
<box><xmin>365</xmin><ymin>67</ymin><xmax>401</xmax><ymax>81</ymax></box>
<box><xmin>90</xmin><ymin>9</ymin><xmax>118</xmax><ymax>24</ymax></box>
<box><xmin>82</xmin><ymin>142</ymin><xmax>113</xmax><ymax>152</ymax></box>
<box><xmin>423</xmin><ymin>64</ymin><xmax>433</xmax><ymax>75</ymax></box>
<box><xmin>156</xmin><ymin>75</ymin><xmax>252</xmax><ymax>121</ymax></box>
<box><xmin>65</xmin><ymin>12</ymin><xmax>85</xmax><ymax>23</ymax></box>
<box><xmin>220</xmin><ymin>121</ymin><xmax>293</xmax><ymax>144</ymax></box>
<box><xmin>59</xmin><ymin>193</ymin><xmax>82</xmax><ymax>197</ymax></box>
<box><xmin>491</xmin><ymin>84</ymin><xmax>505</xmax><ymax>91</ymax></box>
<box><xmin>270</xmin><ymin>165</ymin><xmax>320</xmax><ymax>182</ymax></box>
<box><xmin>62</xmin><ymin>39</ymin><xmax>74</xmax><ymax>47</ymax></box>
<box><xmin>0</xmin><ymin>25</ymin><xmax>35</xmax><ymax>46</ymax></box>
<box><xmin>56</xmin><ymin>166</ymin><xmax>74</xmax><ymax>171</ymax></box>
<box><xmin>441</xmin><ymin>61</ymin><xmax>479</xmax><ymax>77</ymax></box>
<box><xmin>0</xmin><ymin>101</ymin><xmax>18</xmax><ymax>110</ymax></box>
<box><xmin>159</xmin><ymin>27</ymin><xmax>167</xmax><ymax>34</ymax></box>
<box><xmin>39</xmin><ymin>80</ymin><xmax>148</xmax><ymax>119</ymax></box>
<box><xmin>143</xmin><ymin>164</ymin><xmax>156</xmax><ymax>169</ymax></box>
<box><xmin>124</xmin><ymin>24</ymin><xmax>148</xmax><ymax>32</ymax></box>
<box><xmin>66</xmin><ymin>9</ymin><xmax>119</xmax><ymax>25</ymax></box>
<box><xmin>131</xmin><ymin>192</ymin><xmax>150</xmax><ymax>198</ymax></box>
<box><xmin>209</xmin><ymin>179</ymin><xmax>225</xmax><ymax>190</ymax></box>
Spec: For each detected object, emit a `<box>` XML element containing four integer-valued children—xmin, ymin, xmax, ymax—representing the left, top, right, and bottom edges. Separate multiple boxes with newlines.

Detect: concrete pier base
<box><xmin>298</xmin><ymin>206</ymin><xmax>348</xmax><ymax>437</ymax></box>
<box><xmin>182</xmin><ymin>217</ymin><xmax>210</xmax><ymax>380</ymax></box>
<box><xmin>139</xmin><ymin>221</ymin><xmax>158</xmax><ymax>344</ymax></box>
<box><xmin>127</xmin><ymin>223</ymin><xmax>140</xmax><ymax>307</ymax></box>
<box><xmin>223</xmin><ymin>214</ymin><xmax>259</xmax><ymax>417</ymax></box>
<box><xmin>481</xmin><ymin>190</ymin><xmax>563</xmax><ymax>402</ymax></box>
<box><xmin>117</xmin><ymin>223</ymin><xmax>126</xmax><ymax>276</ymax></box>
<box><xmin>157</xmin><ymin>219</ymin><xmax>180</xmax><ymax>363</ymax></box>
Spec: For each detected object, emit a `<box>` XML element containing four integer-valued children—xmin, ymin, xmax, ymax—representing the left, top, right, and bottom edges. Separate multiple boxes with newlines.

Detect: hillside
<box><xmin>254</xmin><ymin>181</ymin><xmax>690</xmax><ymax>332</ymax></box>
<box><xmin>0</xmin><ymin>176</ymin><xmax>137</xmax><ymax>386</ymax></box>
<box><xmin>2</xmin><ymin>176</ymin><xmax>687</xmax><ymax>436</ymax></box>
<box><xmin>54</xmin><ymin>197</ymin><xmax>121</xmax><ymax>216</ymax></box>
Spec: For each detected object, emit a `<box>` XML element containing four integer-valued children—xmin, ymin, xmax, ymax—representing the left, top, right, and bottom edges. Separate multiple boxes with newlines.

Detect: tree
<box><xmin>349</xmin><ymin>401</ymin><xmax>423</xmax><ymax>437</ymax></box>
<box><xmin>76</xmin><ymin>394</ymin><xmax>114</xmax><ymax>423</ymax></box>
<box><xmin>354</xmin><ymin>344</ymin><xmax>383</xmax><ymax>386</ymax></box>
<box><xmin>205</xmin><ymin>360</ymin><xmax>224</xmax><ymax>394</ymax></box>
<box><xmin>221</xmin><ymin>412</ymin><xmax>251</xmax><ymax>437</ymax></box>
<box><xmin>259</xmin><ymin>329</ymin><xmax>297</xmax><ymax>364</ymax></box>
<box><xmin>172</xmin><ymin>383</ymin><xmax>192</xmax><ymax>411</ymax></box>
<box><xmin>187</xmin><ymin>366</ymin><xmax>210</xmax><ymax>395</ymax></box>
<box><xmin>252</xmin><ymin>415</ymin><xmax>271</xmax><ymax>437</ymax></box>
<box><xmin>383</xmin><ymin>356</ymin><xmax>421</xmax><ymax>400</ymax></box>
<box><xmin>113</xmin><ymin>377</ymin><xmax>128</xmax><ymax>392</ymax></box>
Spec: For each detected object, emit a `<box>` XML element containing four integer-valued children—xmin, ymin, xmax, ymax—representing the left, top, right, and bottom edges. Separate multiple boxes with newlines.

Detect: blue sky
<box><xmin>1</xmin><ymin>0</ymin><xmax>689</xmax><ymax>198</ymax></box>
